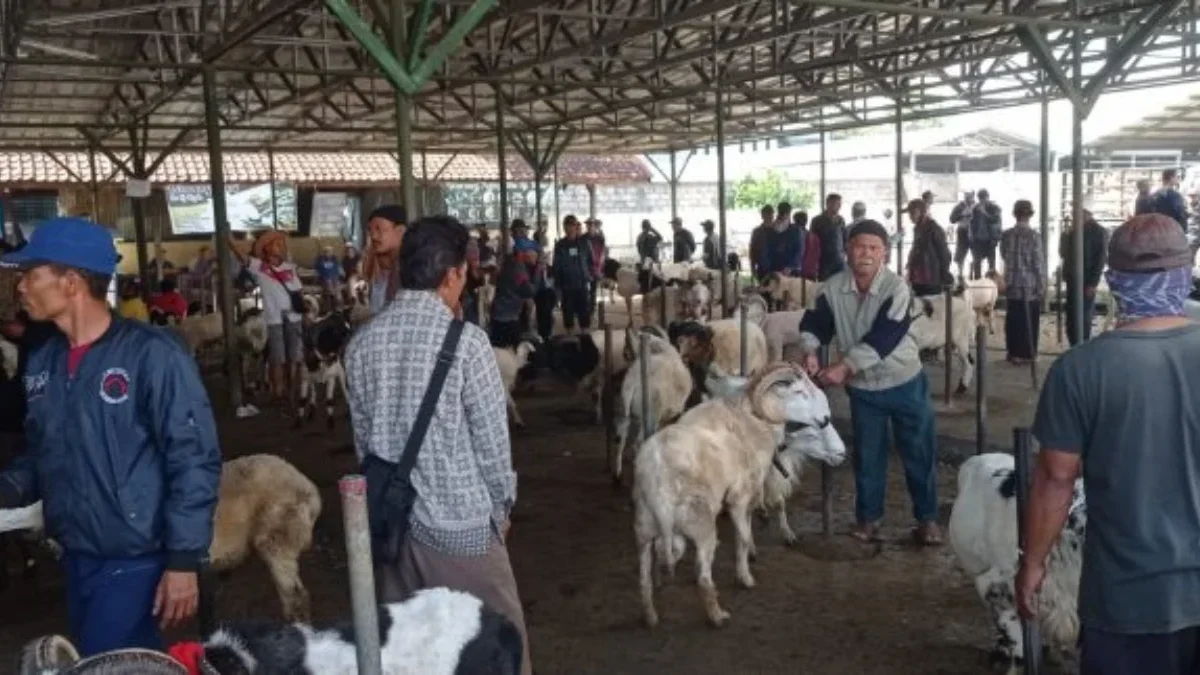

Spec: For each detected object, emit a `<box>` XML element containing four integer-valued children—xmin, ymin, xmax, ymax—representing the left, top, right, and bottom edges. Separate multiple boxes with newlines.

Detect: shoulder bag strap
<box><xmin>391</xmin><ymin>318</ymin><xmax>465</xmax><ymax>484</ymax></box>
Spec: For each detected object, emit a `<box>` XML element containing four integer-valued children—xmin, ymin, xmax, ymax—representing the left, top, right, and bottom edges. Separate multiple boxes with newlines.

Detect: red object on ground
<box><xmin>168</xmin><ymin>641</ymin><xmax>205</xmax><ymax>675</ymax></box>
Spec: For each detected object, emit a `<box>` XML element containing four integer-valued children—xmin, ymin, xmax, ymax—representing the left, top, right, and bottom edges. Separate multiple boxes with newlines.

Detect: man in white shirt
<box><xmin>231</xmin><ymin>231</ymin><xmax>304</xmax><ymax>400</ymax></box>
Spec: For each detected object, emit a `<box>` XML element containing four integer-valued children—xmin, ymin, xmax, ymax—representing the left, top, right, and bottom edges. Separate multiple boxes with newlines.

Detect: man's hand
<box><xmin>153</xmin><ymin>570</ymin><xmax>199</xmax><ymax>629</ymax></box>
<box><xmin>1015</xmin><ymin>557</ymin><xmax>1046</xmax><ymax>621</ymax></box>
<box><xmin>817</xmin><ymin>361</ymin><xmax>852</xmax><ymax>387</ymax></box>
<box><xmin>801</xmin><ymin>353</ymin><xmax>821</xmax><ymax>376</ymax></box>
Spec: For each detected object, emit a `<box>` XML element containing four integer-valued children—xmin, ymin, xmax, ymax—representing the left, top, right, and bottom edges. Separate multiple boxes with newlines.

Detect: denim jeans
<box><xmin>1081</xmin><ymin>626</ymin><xmax>1200</xmax><ymax>675</ymax></box>
<box><xmin>846</xmin><ymin>371</ymin><xmax>939</xmax><ymax>525</ymax></box>
<box><xmin>65</xmin><ymin>553</ymin><xmax>165</xmax><ymax>657</ymax></box>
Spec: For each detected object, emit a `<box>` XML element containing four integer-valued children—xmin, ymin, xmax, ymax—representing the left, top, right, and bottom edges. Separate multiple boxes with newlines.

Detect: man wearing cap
<box><xmin>798</xmin><ymin>219</ymin><xmax>942</xmax><ymax>545</ymax></box>
<box><xmin>362</xmin><ymin>204</ymin><xmax>407</xmax><ymax>315</ymax></box>
<box><xmin>1058</xmin><ymin>207</ymin><xmax>1108</xmax><ymax>346</ymax></box>
<box><xmin>670</xmin><ymin>217</ymin><xmax>696</xmax><ymax>264</ymax></box>
<box><xmin>0</xmin><ymin>217</ymin><xmax>220</xmax><ymax>656</ymax></box>
<box><xmin>491</xmin><ymin>239</ymin><xmax>537</xmax><ymax>349</ymax></box>
<box><xmin>551</xmin><ymin>215</ymin><xmax>595</xmax><ymax>334</ymax></box>
<box><xmin>1018</xmin><ymin>214</ymin><xmax>1200</xmax><ymax>675</ymax></box>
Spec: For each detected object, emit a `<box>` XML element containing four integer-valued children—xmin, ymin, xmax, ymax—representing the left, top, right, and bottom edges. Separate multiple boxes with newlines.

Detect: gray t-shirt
<box><xmin>1033</xmin><ymin>322</ymin><xmax>1200</xmax><ymax>634</ymax></box>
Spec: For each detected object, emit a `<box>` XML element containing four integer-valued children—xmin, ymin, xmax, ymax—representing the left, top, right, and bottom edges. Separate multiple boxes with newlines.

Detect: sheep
<box><xmin>175</xmin><ymin>311</ymin><xmax>225</xmax><ymax>356</ymax></box>
<box><xmin>760</xmin><ymin>272</ymin><xmax>822</xmax><ymax>310</ymax></box>
<box><xmin>640</xmin><ymin>281</ymin><xmax>689</xmax><ymax>328</ymax></box>
<box><xmin>612</xmin><ymin>327</ymin><xmax>695</xmax><ymax>484</ymax></box>
<box><xmin>908</xmin><ymin>289</ymin><xmax>976</xmax><ymax>393</ymax></box>
<box><xmin>670</xmin><ymin>316</ymin><xmax>769</xmax><ymax>380</ymax></box>
<box><xmin>960</xmin><ymin>272</ymin><xmax>1001</xmax><ymax>334</ymax></box>
<box><xmin>681</xmin><ymin>280</ymin><xmax>713</xmax><ymax>321</ymax></box>
<box><xmin>739</xmin><ymin>292</ymin><xmax>806</xmax><ymax>362</ymax></box>
<box><xmin>634</xmin><ymin>363</ymin><xmax>845</xmax><ymax>628</ymax></box>
<box><xmin>759</xmin><ymin>419</ymin><xmax>848</xmax><ymax>545</ymax></box>
<box><xmin>601</xmin><ymin>258</ymin><xmax>640</xmax><ymax>321</ymax></box>
<box><xmin>653</xmin><ymin>261</ymin><xmax>692</xmax><ymax>285</ymax></box>
<box><xmin>8</xmin><ymin>454</ymin><xmax>321</xmax><ymax>623</ymax></box>
<box><xmin>949</xmin><ymin>453</ymin><xmax>1084</xmax><ymax>672</ymax></box>
<box><xmin>493</xmin><ymin>338</ymin><xmax>539</xmax><ymax>428</ymax></box>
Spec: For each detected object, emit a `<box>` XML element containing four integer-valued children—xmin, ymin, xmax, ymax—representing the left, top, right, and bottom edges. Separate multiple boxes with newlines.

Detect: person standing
<box><xmin>1153</xmin><ymin>168</ymin><xmax>1189</xmax><ymax>229</ymax></box>
<box><xmin>230</xmin><ymin>231</ymin><xmax>304</xmax><ymax>401</ymax></box>
<box><xmin>950</xmin><ymin>191</ymin><xmax>976</xmax><ymax>279</ymax></box>
<box><xmin>1017</xmin><ymin>213</ymin><xmax>1200</xmax><ymax>675</ymax></box>
<box><xmin>582</xmin><ymin>218</ymin><xmax>607</xmax><ymax>324</ymax></box>
<box><xmin>701</xmin><ymin>219</ymin><xmax>721</xmax><ymax>269</ymax></box>
<box><xmin>1059</xmin><ymin>208</ymin><xmax>1108</xmax><ymax>346</ymax></box>
<box><xmin>904</xmin><ymin>198</ymin><xmax>953</xmax><ymax>297</ymax></box>
<box><xmin>0</xmin><ymin>217</ymin><xmax>220</xmax><ymax>656</ymax></box>
<box><xmin>551</xmin><ymin>215</ymin><xmax>595</xmax><ymax>335</ymax></box>
<box><xmin>1134</xmin><ymin>179</ymin><xmax>1154</xmax><ymax>216</ymax></box>
<box><xmin>313</xmin><ymin>245</ymin><xmax>343</xmax><ymax>311</ymax></box>
<box><xmin>798</xmin><ymin>219</ymin><xmax>941</xmax><ymax>545</ymax></box>
<box><xmin>342</xmin><ymin>243</ymin><xmax>362</xmax><ymax>304</ymax></box>
<box><xmin>670</xmin><ymin>217</ymin><xmax>696</xmax><ymax>263</ymax></box>
<box><xmin>969</xmin><ymin>189</ymin><xmax>1002</xmax><ymax>279</ymax></box>
<box><xmin>362</xmin><ymin>205</ymin><xmax>407</xmax><ymax>315</ymax></box>
<box><xmin>490</xmin><ymin>240</ymin><xmax>536</xmax><ymax>349</ymax></box>
<box><xmin>810</xmin><ymin>193</ymin><xmax>848</xmax><ymax>281</ymax></box>
<box><xmin>635</xmin><ymin>219</ymin><xmax>663</xmax><ymax>265</ymax></box>
<box><xmin>749</xmin><ymin>205</ymin><xmax>776</xmax><ymax>282</ymax></box>
<box><xmin>344</xmin><ymin>215</ymin><xmax>530</xmax><ymax>675</ymax></box>
<box><xmin>1000</xmin><ymin>200</ymin><xmax>1045</xmax><ymax>364</ymax></box>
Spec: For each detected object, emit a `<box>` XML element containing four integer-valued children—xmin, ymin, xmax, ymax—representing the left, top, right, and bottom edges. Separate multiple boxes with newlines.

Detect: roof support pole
<box><xmin>1039</xmin><ymin>96</ymin><xmax>1050</xmax><ymax>313</ymax></box>
<box><xmin>87</xmin><ymin>145</ymin><xmax>99</xmax><ymax>219</ymax></box>
<box><xmin>126</xmin><ymin>125</ymin><xmax>150</xmax><ymax>296</ymax></box>
<box><xmin>420</xmin><ymin>150</ymin><xmax>429</xmax><ymax>217</ymax></box>
<box><xmin>895</xmin><ymin>99</ymin><xmax>904</xmax><ymax>275</ymax></box>
<box><xmin>555</xmin><ymin>168</ymin><xmax>564</xmax><ymax>232</ymax></box>
<box><xmin>533</xmin><ymin>133</ymin><xmax>543</xmax><ymax>233</ymax></box>
<box><xmin>267</xmin><ymin>147</ymin><xmax>278</xmax><ymax>229</ymax></box>
<box><xmin>392</xmin><ymin>0</ymin><xmax>416</xmax><ymax>218</ymax></box>
<box><xmin>202</xmin><ymin>64</ymin><xmax>244</xmax><ymax>411</ymax></box>
<box><xmin>494</xmin><ymin>85</ymin><xmax>508</xmax><ymax>254</ymax></box>
<box><xmin>1070</xmin><ymin>0</ymin><xmax>1087</xmax><ymax>347</ymax></box>
<box><xmin>716</xmin><ymin>85</ymin><xmax>728</xmax><ymax>311</ymax></box>
<box><xmin>819</xmin><ymin>129</ymin><xmax>826</xmax><ymax>201</ymax></box>
<box><xmin>1080</xmin><ymin>1</ymin><xmax>1182</xmax><ymax>115</ymax></box>
<box><xmin>668</xmin><ymin>150</ymin><xmax>679</xmax><ymax>225</ymax></box>
<box><xmin>510</xmin><ymin>127</ymin><xmax>575</xmax><ymax>238</ymax></box>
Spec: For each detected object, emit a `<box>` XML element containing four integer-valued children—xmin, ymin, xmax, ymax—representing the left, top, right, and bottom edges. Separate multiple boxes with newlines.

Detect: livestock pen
<box><xmin>0</xmin><ymin>302</ymin><xmax>1073</xmax><ymax>674</ymax></box>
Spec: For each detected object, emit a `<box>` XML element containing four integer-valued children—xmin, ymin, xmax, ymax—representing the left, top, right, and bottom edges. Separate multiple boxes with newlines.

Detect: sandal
<box><xmin>913</xmin><ymin>522</ymin><xmax>944</xmax><ymax>546</ymax></box>
<box><xmin>849</xmin><ymin>522</ymin><xmax>880</xmax><ymax>542</ymax></box>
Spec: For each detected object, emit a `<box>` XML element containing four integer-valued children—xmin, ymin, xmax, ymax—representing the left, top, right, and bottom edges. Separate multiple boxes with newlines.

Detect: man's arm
<box><xmin>461</xmin><ymin>335</ymin><xmax>518</xmax><ymax>526</ymax></box>
<box><xmin>147</xmin><ymin>341</ymin><xmax>222</xmax><ymax>571</ymax></box>
<box><xmin>798</xmin><ymin>293</ymin><xmax>837</xmax><ymax>353</ymax></box>
<box><xmin>842</xmin><ymin>290</ymin><xmax>914</xmax><ymax>374</ymax></box>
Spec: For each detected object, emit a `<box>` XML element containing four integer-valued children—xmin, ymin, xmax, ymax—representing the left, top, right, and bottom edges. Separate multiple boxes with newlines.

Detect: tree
<box><xmin>729</xmin><ymin>170</ymin><xmax>816</xmax><ymax>211</ymax></box>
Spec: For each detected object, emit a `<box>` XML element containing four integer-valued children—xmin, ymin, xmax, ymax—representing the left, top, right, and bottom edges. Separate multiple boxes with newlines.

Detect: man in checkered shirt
<box><xmin>344</xmin><ymin>215</ymin><xmax>530</xmax><ymax>674</ymax></box>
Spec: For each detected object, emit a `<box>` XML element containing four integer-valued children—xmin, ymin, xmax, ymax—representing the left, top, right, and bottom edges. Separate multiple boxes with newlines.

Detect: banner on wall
<box><xmin>166</xmin><ymin>183</ymin><xmax>297</xmax><ymax>234</ymax></box>
<box><xmin>310</xmin><ymin>192</ymin><xmax>350</xmax><ymax>238</ymax></box>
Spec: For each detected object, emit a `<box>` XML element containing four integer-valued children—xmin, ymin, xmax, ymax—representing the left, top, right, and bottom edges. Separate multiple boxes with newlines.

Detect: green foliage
<box><xmin>729</xmin><ymin>170</ymin><xmax>816</xmax><ymax>211</ymax></box>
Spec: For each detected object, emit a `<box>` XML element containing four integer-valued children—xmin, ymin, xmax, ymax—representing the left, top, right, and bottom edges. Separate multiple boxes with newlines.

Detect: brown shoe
<box><xmin>913</xmin><ymin>521</ymin><xmax>943</xmax><ymax>546</ymax></box>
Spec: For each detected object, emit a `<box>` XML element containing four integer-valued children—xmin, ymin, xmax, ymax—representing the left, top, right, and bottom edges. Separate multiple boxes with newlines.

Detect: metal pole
<box><xmin>1012</xmin><ymin>428</ymin><xmax>1044</xmax><ymax>675</ymax></box>
<box><xmin>716</xmin><ymin>87</ymin><xmax>728</xmax><ymax>312</ymax></box>
<box><xmin>1055</xmin><ymin>268</ymin><xmax>1063</xmax><ymax>345</ymax></box>
<box><xmin>895</xmin><ymin>100</ymin><xmax>904</xmax><ymax>274</ymax></box>
<box><xmin>739</xmin><ymin>302</ymin><xmax>748</xmax><ymax>375</ymax></box>
<box><xmin>338</xmin><ymin>475</ymin><xmax>383</xmax><ymax>675</ymax></box>
<box><xmin>392</xmin><ymin>0</ymin><xmax>415</xmax><ymax>215</ymax></box>
<box><xmin>494</xmin><ymin>86</ymin><xmax>509</xmax><ymax>256</ymax></box>
<box><xmin>267</xmin><ymin>147</ymin><xmax>278</xmax><ymax>229</ymax></box>
<box><xmin>585</xmin><ymin>183</ymin><xmax>595</xmax><ymax>223</ymax></box>
<box><xmin>533</xmin><ymin>134</ymin><xmax>544</xmax><ymax>232</ymax></box>
<box><xmin>87</xmin><ymin>145</ymin><xmax>99</xmax><ymax>218</ymax></box>
<box><xmin>420</xmin><ymin>150</ymin><xmax>429</xmax><ymax>217</ymax></box>
<box><xmin>639</xmin><ymin>331</ymin><xmax>652</xmax><ymax>441</ymax></box>
<box><xmin>658</xmin><ymin>269</ymin><xmax>668</xmax><ymax>327</ymax></box>
<box><xmin>819</xmin><ymin>129</ymin><xmax>827</xmax><ymax>200</ymax></box>
<box><xmin>943</xmin><ymin>285</ymin><xmax>953</xmax><ymax>404</ymax></box>
<box><xmin>975</xmin><ymin>323</ymin><xmax>987</xmax><ymax>455</ymax></box>
<box><xmin>603</xmin><ymin>307</ymin><xmax>614</xmax><ymax>475</ymax></box>
<box><xmin>554</xmin><ymin>166</ymin><xmax>562</xmax><ymax>232</ymax></box>
<box><xmin>201</xmin><ymin>64</ymin><xmax>244</xmax><ymax>410</ymax></box>
<box><xmin>1070</xmin><ymin>0</ymin><xmax>1086</xmax><ymax>345</ymax></box>
<box><xmin>669</xmin><ymin>149</ymin><xmax>679</xmax><ymax>224</ymax></box>
<box><xmin>128</xmin><ymin>129</ymin><xmax>150</xmax><ymax>298</ymax></box>
<box><xmin>1039</xmin><ymin>97</ymin><xmax>1050</xmax><ymax>313</ymax></box>
<box><xmin>818</xmin><ymin>344</ymin><xmax>833</xmax><ymax>537</ymax></box>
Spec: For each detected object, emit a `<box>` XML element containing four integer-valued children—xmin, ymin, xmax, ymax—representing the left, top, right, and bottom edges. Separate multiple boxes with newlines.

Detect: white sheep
<box><xmin>758</xmin><ymin>417</ymin><xmax>846</xmax><ymax>545</ymax></box>
<box><xmin>612</xmin><ymin>328</ymin><xmax>695</xmax><ymax>483</ymax></box>
<box><xmin>174</xmin><ymin>311</ymin><xmax>225</xmax><ymax>356</ymax></box>
<box><xmin>675</xmin><ymin>315</ymin><xmax>768</xmax><ymax>379</ymax></box>
<box><xmin>741</xmin><ymin>293</ymin><xmax>806</xmax><ymax>362</ymax></box>
<box><xmin>908</xmin><ymin>290</ymin><xmax>976</xmax><ymax>393</ymax></box>
<box><xmin>653</xmin><ymin>261</ymin><xmax>692</xmax><ymax>284</ymax></box>
<box><xmin>961</xmin><ymin>273</ymin><xmax>1001</xmax><ymax>334</ymax></box>
<box><xmin>760</xmin><ymin>272</ymin><xmax>821</xmax><ymax>310</ymax></box>
<box><xmin>634</xmin><ymin>363</ymin><xmax>845</xmax><ymax>628</ymax></box>
<box><xmin>19</xmin><ymin>588</ymin><xmax>525</xmax><ymax>675</ymax></box>
<box><xmin>949</xmin><ymin>453</ymin><xmax>1083</xmax><ymax>672</ymax></box>
<box><xmin>493</xmin><ymin>339</ymin><xmax>538</xmax><ymax>428</ymax></box>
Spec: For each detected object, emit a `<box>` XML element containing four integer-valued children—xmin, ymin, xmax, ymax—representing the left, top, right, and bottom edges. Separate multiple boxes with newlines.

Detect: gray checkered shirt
<box><xmin>345</xmin><ymin>289</ymin><xmax>517</xmax><ymax>556</ymax></box>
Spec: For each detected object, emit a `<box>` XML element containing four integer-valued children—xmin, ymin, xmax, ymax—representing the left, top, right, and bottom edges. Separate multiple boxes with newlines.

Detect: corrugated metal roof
<box><xmin>0</xmin><ymin>151</ymin><xmax>651</xmax><ymax>185</ymax></box>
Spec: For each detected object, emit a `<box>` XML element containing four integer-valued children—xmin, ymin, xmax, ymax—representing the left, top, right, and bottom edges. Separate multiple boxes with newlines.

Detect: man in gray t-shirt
<box><xmin>1019</xmin><ymin>213</ymin><xmax>1200</xmax><ymax>675</ymax></box>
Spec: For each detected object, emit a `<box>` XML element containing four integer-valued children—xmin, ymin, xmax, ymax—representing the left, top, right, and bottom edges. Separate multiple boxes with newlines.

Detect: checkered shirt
<box><xmin>345</xmin><ymin>289</ymin><xmax>516</xmax><ymax>556</ymax></box>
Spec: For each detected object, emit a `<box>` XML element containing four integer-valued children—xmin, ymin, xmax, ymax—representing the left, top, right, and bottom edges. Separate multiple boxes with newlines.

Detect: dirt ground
<box><xmin>0</xmin><ymin>353</ymin><xmax>1077</xmax><ymax>675</ymax></box>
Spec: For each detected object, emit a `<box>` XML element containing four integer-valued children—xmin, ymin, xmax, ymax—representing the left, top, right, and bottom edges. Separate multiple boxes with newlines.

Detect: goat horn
<box><xmin>65</xmin><ymin>649</ymin><xmax>190</xmax><ymax>674</ymax></box>
<box><xmin>747</xmin><ymin>362</ymin><xmax>800</xmax><ymax>421</ymax></box>
<box><xmin>19</xmin><ymin>635</ymin><xmax>79</xmax><ymax>674</ymax></box>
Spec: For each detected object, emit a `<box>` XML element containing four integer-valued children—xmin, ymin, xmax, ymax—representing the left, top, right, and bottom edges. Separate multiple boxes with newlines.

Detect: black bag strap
<box><xmin>390</xmin><ymin>318</ymin><xmax>465</xmax><ymax>486</ymax></box>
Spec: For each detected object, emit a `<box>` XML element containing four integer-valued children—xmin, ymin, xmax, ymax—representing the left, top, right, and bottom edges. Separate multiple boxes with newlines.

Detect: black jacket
<box><xmin>673</xmin><ymin>229</ymin><xmax>696</xmax><ymax>263</ymax></box>
<box><xmin>1059</xmin><ymin>219</ymin><xmax>1108</xmax><ymax>288</ymax></box>
<box><xmin>809</xmin><ymin>213</ymin><xmax>847</xmax><ymax>281</ymax></box>
<box><xmin>491</xmin><ymin>257</ymin><xmax>535</xmax><ymax>322</ymax></box>
<box><xmin>552</xmin><ymin>237</ymin><xmax>595</xmax><ymax>291</ymax></box>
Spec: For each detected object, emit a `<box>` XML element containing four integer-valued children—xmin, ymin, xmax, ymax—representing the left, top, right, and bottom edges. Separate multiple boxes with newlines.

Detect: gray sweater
<box><xmin>345</xmin><ymin>290</ymin><xmax>517</xmax><ymax>556</ymax></box>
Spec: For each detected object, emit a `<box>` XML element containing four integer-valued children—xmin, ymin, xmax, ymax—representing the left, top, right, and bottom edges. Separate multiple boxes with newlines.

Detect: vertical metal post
<box><xmin>585</xmin><ymin>183</ymin><xmax>595</xmax><ymax>222</ymax></box>
<box><xmin>602</xmin><ymin>306</ymin><xmax>614</xmax><ymax>474</ymax></box>
<box><xmin>658</xmin><ymin>271</ymin><xmax>668</xmax><ymax>327</ymax></box>
<box><xmin>895</xmin><ymin>100</ymin><xmax>904</xmax><ymax>274</ymax></box>
<box><xmin>716</xmin><ymin>87</ymin><xmax>728</xmax><ymax>312</ymax></box>
<box><xmin>668</xmin><ymin>149</ymin><xmax>679</xmax><ymax>224</ymax></box>
<box><xmin>1012</xmin><ymin>428</ymin><xmax>1044</xmax><ymax>675</ymax></box>
<box><xmin>494</xmin><ymin>86</ymin><xmax>509</xmax><ymax>255</ymax></box>
<box><xmin>420</xmin><ymin>150</ymin><xmax>429</xmax><ymax>217</ymax></box>
<box><xmin>639</xmin><ymin>331</ymin><xmax>652</xmax><ymax>441</ymax></box>
<box><xmin>739</xmin><ymin>302</ymin><xmax>748</xmax><ymax>376</ymax></box>
<box><xmin>555</xmin><ymin>167</ymin><xmax>563</xmax><ymax>231</ymax></box>
<box><xmin>128</xmin><ymin>128</ymin><xmax>150</xmax><ymax>295</ymax></box>
<box><xmin>943</xmin><ymin>285</ymin><xmax>953</xmax><ymax>405</ymax></box>
<box><xmin>1039</xmin><ymin>97</ymin><xmax>1050</xmax><ymax>312</ymax></box>
<box><xmin>338</xmin><ymin>476</ymin><xmax>383</xmax><ymax>675</ymax></box>
<box><xmin>389</xmin><ymin>0</ymin><xmax>415</xmax><ymax>214</ymax></box>
<box><xmin>1055</xmin><ymin>268</ymin><xmax>1063</xmax><ymax>345</ymax></box>
<box><xmin>267</xmin><ymin>147</ymin><xmax>279</xmax><ymax>228</ymax></box>
<box><xmin>202</xmin><ymin>64</ymin><xmax>244</xmax><ymax>410</ymax></box>
<box><xmin>533</xmin><ymin>134</ymin><xmax>544</xmax><ymax>232</ymax></box>
<box><xmin>818</xmin><ymin>344</ymin><xmax>833</xmax><ymax>537</ymax></box>
<box><xmin>1070</xmin><ymin>0</ymin><xmax>1086</xmax><ymax>345</ymax></box>
<box><xmin>975</xmin><ymin>324</ymin><xmax>987</xmax><ymax>455</ymax></box>
<box><xmin>87</xmin><ymin>145</ymin><xmax>99</xmax><ymax>218</ymax></box>
<box><xmin>819</xmin><ymin>110</ymin><xmax>827</xmax><ymax>200</ymax></box>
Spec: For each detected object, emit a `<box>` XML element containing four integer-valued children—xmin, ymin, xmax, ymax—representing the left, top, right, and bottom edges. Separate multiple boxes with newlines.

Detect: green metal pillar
<box><xmin>669</xmin><ymin>150</ymin><xmax>679</xmax><ymax>224</ymax></box>
<box><xmin>716</xmin><ymin>86</ymin><xmax>728</xmax><ymax>309</ymax></box>
<box><xmin>495</xmin><ymin>85</ymin><xmax>508</xmax><ymax>253</ymax></box>
<box><xmin>392</xmin><ymin>0</ymin><xmax>415</xmax><ymax>216</ymax></box>
<box><xmin>1039</xmin><ymin>97</ymin><xmax>1051</xmax><ymax>311</ymax></box>
<box><xmin>268</xmin><ymin>147</ymin><xmax>278</xmax><ymax>228</ymax></box>
<box><xmin>127</xmin><ymin>127</ymin><xmax>150</xmax><ymax>292</ymax></box>
<box><xmin>1070</xmin><ymin>0</ymin><xmax>1085</xmax><ymax>343</ymax></box>
<box><xmin>895</xmin><ymin>99</ymin><xmax>904</xmax><ymax>274</ymax></box>
<box><xmin>202</xmin><ymin>64</ymin><xmax>243</xmax><ymax>409</ymax></box>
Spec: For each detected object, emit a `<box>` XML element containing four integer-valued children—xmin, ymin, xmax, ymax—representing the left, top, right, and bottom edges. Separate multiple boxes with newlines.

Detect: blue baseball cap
<box><xmin>0</xmin><ymin>216</ymin><xmax>121</xmax><ymax>276</ymax></box>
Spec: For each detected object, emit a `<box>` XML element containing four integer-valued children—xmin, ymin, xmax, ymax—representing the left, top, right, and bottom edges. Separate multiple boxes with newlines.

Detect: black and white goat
<box><xmin>296</xmin><ymin>309</ymin><xmax>352</xmax><ymax>430</ymax></box>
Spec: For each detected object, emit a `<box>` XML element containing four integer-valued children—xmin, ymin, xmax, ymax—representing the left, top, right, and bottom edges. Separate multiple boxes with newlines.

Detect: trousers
<box><xmin>65</xmin><ymin>552</ymin><xmax>165</xmax><ymax>657</ymax></box>
<box><xmin>1081</xmin><ymin>625</ymin><xmax>1200</xmax><ymax>675</ymax></box>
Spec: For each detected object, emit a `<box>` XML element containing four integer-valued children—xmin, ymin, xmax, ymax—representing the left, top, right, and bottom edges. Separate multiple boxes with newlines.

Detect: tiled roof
<box><xmin>0</xmin><ymin>151</ymin><xmax>651</xmax><ymax>186</ymax></box>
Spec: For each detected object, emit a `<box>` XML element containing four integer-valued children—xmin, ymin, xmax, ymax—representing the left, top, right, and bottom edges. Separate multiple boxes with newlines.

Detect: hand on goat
<box><xmin>1015</xmin><ymin>558</ymin><xmax>1046</xmax><ymax>621</ymax></box>
<box><xmin>154</xmin><ymin>570</ymin><xmax>199</xmax><ymax>629</ymax></box>
<box><xmin>816</xmin><ymin>361</ymin><xmax>851</xmax><ymax>387</ymax></box>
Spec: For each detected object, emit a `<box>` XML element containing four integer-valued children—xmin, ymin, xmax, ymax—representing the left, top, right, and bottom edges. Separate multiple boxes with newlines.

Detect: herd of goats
<box><xmin>0</xmin><ymin>255</ymin><xmax>1088</xmax><ymax>674</ymax></box>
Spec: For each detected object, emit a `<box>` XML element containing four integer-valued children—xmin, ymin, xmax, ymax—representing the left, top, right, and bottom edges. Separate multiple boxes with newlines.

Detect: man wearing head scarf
<box><xmin>230</xmin><ymin>230</ymin><xmax>304</xmax><ymax>400</ymax></box>
<box><xmin>798</xmin><ymin>220</ymin><xmax>941</xmax><ymax>546</ymax></box>
<box><xmin>1017</xmin><ymin>214</ymin><xmax>1200</xmax><ymax>675</ymax></box>
<box><xmin>362</xmin><ymin>204</ymin><xmax>406</xmax><ymax>315</ymax></box>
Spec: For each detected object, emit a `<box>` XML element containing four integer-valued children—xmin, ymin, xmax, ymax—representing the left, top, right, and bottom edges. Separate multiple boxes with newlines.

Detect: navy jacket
<box><xmin>551</xmin><ymin>237</ymin><xmax>595</xmax><ymax>291</ymax></box>
<box><xmin>0</xmin><ymin>316</ymin><xmax>221</xmax><ymax>570</ymax></box>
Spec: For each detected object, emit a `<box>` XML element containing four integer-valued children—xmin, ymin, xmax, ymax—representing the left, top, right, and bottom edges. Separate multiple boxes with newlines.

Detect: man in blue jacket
<box><xmin>0</xmin><ymin>217</ymin><xmax>221</xmax><ymax>657</ymax></box>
